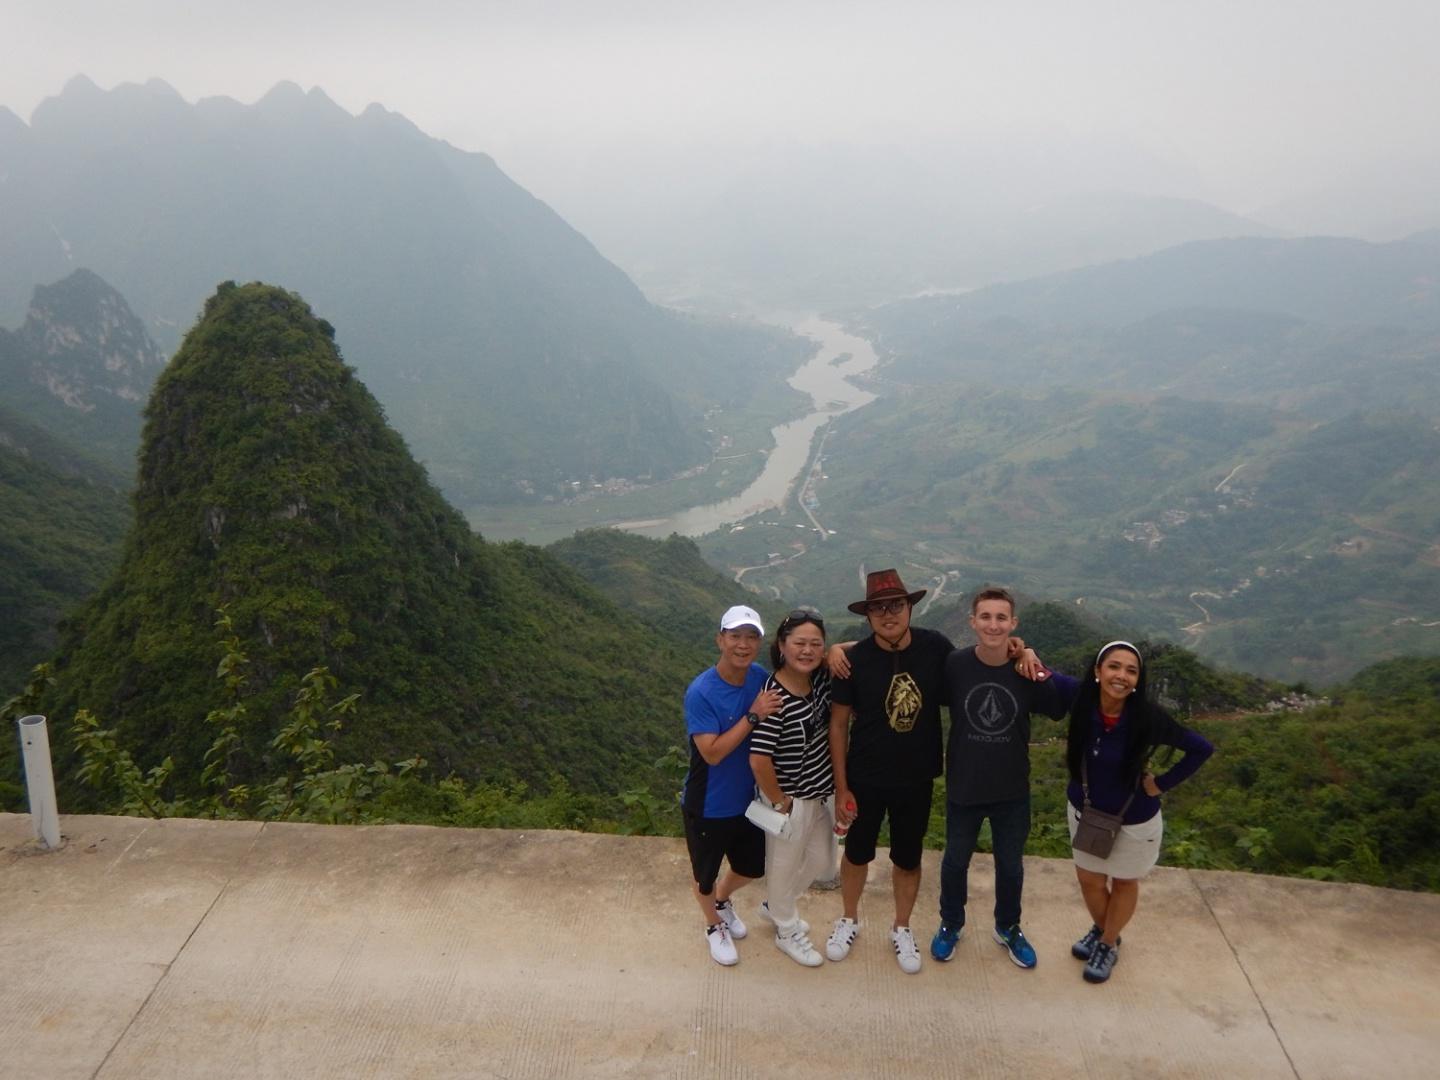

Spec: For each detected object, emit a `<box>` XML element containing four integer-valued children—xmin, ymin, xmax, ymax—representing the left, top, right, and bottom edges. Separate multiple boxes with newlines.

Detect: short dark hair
<box><xmin>769</xmin><ymin>611</ymin><xmax>826</xmax><ymax>669</ymax></box>
<box><xmin>971</xmin><ymin>586</ymin><xmax>1015</xmax><ymax>615</ymax></box>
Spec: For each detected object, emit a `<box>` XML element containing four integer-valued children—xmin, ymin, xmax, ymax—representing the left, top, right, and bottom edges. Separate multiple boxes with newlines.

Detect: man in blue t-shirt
<box><xmin>682</xmin><ymin>604</ymin><xmax>781</xmax><ymax>966</ymax></box>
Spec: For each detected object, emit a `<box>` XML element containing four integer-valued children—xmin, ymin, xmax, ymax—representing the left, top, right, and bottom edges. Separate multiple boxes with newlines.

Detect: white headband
<box><xmin>1096</xmin><ymin>640</ymin><xmax>1141</xmax><ymax>666</ymax></box>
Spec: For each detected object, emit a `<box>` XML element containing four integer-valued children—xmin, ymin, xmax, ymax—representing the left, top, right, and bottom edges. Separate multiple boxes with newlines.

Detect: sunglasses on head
<box><xmin>866</xmin><ymin>598</ymin><xmax>908</xmax><ymax>616</ymax></box>
<box><xmin>780</xmin><ymin>606</ymin><xmax>825</xmax><ymax>631</ymax></box>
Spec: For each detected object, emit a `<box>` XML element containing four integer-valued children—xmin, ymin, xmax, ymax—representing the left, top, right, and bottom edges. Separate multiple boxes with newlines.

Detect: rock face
<box><xmin>16</xmin><ymin>268</ymin><xmax>168</xmax><ymax>410</ymax></box>
<box><xmin>42</xmin><ymin>281</ymin><xmax>698</xmax><ymax>798</ymax></box>
<box><xmin>0</xmin><ymin>269</ymin><xmax>166</xmax><ymax>469</ymax></box>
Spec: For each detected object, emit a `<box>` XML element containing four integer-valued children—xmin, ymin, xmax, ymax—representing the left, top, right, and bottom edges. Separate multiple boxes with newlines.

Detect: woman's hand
<box><xmin>827</xmin><ymin>643</ymin><xmax>852</xmax><ymax>679</ymax></box>
<box><xmin>1142</xmin><ymin>772</ymin><xmax>1162</xmax><ymax>797</ymax></box>
<box><xmin>834</xmin><ymin>789</ymin><xmax>857</xmax><ymax>826</ymax></box>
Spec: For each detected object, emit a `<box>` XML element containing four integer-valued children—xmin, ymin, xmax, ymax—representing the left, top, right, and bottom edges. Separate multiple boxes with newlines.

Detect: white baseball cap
<box><xmin>719</xmin><ymin>605</ymin><xmax>765</xmax><ymax>634</ymax></box>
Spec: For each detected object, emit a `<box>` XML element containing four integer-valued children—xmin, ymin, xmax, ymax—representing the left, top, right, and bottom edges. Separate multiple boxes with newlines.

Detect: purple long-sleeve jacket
<box><xmin>1051</xmin><ymin>672</ymin><xmax>1214</xmax><ymax>824</ymax></box>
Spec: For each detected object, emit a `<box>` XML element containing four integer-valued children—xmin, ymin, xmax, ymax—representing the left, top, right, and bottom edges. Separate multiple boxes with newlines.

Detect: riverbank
<box><xmin>461</xmin><ymin>316</ymin><xmax>878</xmax><ymax>545</ymax></box>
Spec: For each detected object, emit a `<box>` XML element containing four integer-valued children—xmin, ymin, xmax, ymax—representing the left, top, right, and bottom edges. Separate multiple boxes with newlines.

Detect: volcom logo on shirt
<box><xmin>964</xmin><ymin>682</ymin><xmax>1020</xmax><ymax>741</ymax></box>
<box><xmin>886</xmin><ymin>672</ymin><xmax>922</xmax><ymax>732</ymax></box>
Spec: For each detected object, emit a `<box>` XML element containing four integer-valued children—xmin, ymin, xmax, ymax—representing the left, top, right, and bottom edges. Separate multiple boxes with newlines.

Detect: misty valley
<box><xmin>2</xmin><ymin>76</ymin><xmax>1438</xmax><ymax>894</ymax></box>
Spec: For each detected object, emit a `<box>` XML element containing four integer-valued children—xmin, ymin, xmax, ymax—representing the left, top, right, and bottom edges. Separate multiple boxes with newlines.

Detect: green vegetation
<box><xmin>0</xmin><ymin>406</ymin><xmax>130</xmax><ymax>692</ymax></box>
<box><xmin>59</xmin><ymin>611</ymin><xmax>690</xmax><ymax>836</ymax></box>
<box><xmin>702</xmin><ymin>387</ymin><xmax>1440</xmax><ymax>684</ymax></box>
<box><xmin>29</xmin><ymin>282</ymin><xmax>705</xmax><ymax>807</ymax></box>
<box><xmin>549</xmin><ymin>528</ymin><xmax>786</xmax><ymax>652</ymax></box>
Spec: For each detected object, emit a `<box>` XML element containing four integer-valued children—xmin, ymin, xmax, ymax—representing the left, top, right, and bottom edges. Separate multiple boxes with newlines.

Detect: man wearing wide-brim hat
<box><xmin>823</xmin><ymin>568</ymin><xmax>953</xmax><ymax>975</ymax></box>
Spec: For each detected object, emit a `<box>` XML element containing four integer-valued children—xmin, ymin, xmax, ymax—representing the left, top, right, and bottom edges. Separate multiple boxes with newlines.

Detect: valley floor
<box><xmin>3</xmin><ymin>813</ymin><xmax>1436</xmax><ymax>1079</ymax></box>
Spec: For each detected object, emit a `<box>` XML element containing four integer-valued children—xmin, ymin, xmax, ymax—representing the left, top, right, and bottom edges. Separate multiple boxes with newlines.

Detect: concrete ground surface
<box><xmin>2</xmin><ymin>814</ymin><xmax>1437</xmax><ymax>1080</ymax></box>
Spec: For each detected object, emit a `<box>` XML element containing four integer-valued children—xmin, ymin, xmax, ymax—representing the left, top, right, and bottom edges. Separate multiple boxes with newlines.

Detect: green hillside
<box><xmin>548</xmin><ymin>528</ymin><xmax>784</xmax><ymax>652</ymax></box>
<box><xmin>32</xmin><ymin>283</ymin><xmax>703</xmax><ymax>803</ymax></box>
<box><xmin>700</xmin><ymin>389</ymin><xmax>1440</xmax><ymax>682</ymax></box>
<box><xmin>0</xmin><ymin>405</ymin><xmax>129</xmax><ymax>691</ymax></box>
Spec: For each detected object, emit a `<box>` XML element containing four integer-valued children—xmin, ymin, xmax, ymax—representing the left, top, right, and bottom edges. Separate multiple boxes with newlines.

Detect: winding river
<box><xmin>627</xmin><ymin>316</ymin><xmax>878</xmax><ymax>539</ymax></box>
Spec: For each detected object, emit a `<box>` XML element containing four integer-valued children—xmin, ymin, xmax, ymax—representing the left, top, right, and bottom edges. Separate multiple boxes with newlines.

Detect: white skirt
<box><xmin>1067</xmin><ymin>802</ymin><xmax>1163</xmax><ymax>879</ymax></box>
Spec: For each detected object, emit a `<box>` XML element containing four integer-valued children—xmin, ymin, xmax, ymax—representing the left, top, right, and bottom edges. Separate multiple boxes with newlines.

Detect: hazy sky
<box><xmin>3</xmin><ymin>0</ymin><xmax>1437</xmax><ymax>217</ymax></box>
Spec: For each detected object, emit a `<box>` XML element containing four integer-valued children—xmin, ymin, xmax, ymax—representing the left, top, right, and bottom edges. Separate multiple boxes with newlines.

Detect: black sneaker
<box><xmin>1071</xmin><ymin>924</ymin><xmax>1102</xmax><ymax>960</ymax></box>
<box><xmin>1083</xmin><ymin>941</ymin><xmax>1120</xmax><ymax>983</ymax></box>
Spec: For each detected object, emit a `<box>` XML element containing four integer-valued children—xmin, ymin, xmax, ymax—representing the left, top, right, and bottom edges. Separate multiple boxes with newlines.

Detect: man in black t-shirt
<box><xmin>827</xmin><ymin>569</ymin><xmax>954</xmax><ymax>974</ymax></box>
<box><xmin>931</xmin><ymin>586</ymin><xmax>1064</xmax><ymax>971</ymax></box>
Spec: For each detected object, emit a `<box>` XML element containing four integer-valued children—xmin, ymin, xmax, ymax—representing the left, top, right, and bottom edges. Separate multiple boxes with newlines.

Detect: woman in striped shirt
<box><xmin>750</xmin><ymin>608</ymin><xmax>837</xmax><ymax>967</ymax></box>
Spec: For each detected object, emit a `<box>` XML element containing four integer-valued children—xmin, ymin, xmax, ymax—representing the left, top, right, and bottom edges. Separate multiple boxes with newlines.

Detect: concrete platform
<box><xmin>2</xmin><ymin>813</ymin><xmax>1436</xmax><ymax>1079</ymax></box>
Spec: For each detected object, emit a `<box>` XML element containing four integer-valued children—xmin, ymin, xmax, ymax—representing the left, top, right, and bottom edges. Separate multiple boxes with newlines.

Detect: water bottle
<box><xmin>834</xmin><ymin>797</ymin><xmax>856</xmax><ymax>837</ymax></box>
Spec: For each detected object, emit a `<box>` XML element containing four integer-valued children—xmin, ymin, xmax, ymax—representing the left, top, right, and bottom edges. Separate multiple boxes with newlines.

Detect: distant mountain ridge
<box><xmin>866</xmin><ymin>235</ymin><xmax>1440</xmax><ymax>335</ymax></box>
<box><xmin>0</xmin><ymin>76</ymin><xmax>804</xmax><ymax>504</ymax></box>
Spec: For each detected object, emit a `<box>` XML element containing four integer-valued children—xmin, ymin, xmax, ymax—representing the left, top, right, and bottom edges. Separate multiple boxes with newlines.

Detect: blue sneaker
<box><xmin>930</xmin><ymin>922</ymin><xmax>963</xmax><ymax>961</ymax></box>
<box><xmin>992</xmin><ymin>924</ymin><xmax>1037</xmax><ymax>969</ymax></box>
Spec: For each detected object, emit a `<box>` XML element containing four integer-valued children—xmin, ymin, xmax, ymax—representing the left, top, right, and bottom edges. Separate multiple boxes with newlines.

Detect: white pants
<box><xmin>764</xmin><ymin>794</ymin><xmax>836</xmax><ymax>931</ymax></box>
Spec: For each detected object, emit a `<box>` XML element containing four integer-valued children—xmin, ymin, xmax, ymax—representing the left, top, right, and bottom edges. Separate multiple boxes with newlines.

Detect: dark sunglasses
<box><xmin>866</xmin><ymin>598</ymin><xmax>908</xmax><ymax>616</ymax></box>
<box><xmin>779</xmin><ymin>606</ymin><xmax>825</xmax><ymax>631</ymax></box>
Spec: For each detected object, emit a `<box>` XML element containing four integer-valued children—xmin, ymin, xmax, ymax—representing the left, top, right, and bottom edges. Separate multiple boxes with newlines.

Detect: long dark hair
<box><xmin>769</xmin><ymin>609</ymin><xmax>826</xmax><ymax>670</ymax></box>
<box><xmin>1064</xmin><ymin>641</ymin><xmax>1173</xmax><ymax>786</ymax></box>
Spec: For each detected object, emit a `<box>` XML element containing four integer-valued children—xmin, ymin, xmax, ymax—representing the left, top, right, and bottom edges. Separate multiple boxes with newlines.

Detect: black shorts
<box><xmin>843</xmin><ymin>779</ymin><xmax>934</xmax><ymax>871</ymax></box>
<box><xmin>683</xmin><ymin>810</ymin><xmax>766</xmax><ymax>893</ymax></box>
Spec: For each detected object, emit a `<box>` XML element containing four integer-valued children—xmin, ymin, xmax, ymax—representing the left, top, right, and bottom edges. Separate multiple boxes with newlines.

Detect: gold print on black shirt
<box><xmin>886</xmin><ymin>672</ymin><xmax>922</xmax><ymax>732</ymax></box>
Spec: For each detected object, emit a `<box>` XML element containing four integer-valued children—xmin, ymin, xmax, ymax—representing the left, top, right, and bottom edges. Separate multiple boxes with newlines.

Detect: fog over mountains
<box><xmin>0</xmin><ymin>76</ymin><xmax>802</xmax><ymax>504</ymax></box>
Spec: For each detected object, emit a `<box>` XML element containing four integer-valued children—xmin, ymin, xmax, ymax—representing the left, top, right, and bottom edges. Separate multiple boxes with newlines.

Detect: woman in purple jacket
<box><xmin>1057</xmin><ymin>641</ymin><xmax>1213</xmax><ymax>984</ymax></box>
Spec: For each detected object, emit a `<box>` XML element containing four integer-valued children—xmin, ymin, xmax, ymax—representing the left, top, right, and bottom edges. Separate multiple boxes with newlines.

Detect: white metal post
<box><xmin>17</xmin><ymin>714</ymin><xmax>61</xmax><ymax>849</ymax></box>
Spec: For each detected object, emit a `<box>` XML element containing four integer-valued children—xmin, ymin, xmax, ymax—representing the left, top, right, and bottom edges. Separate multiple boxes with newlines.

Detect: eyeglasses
<box><xmin>780</xmin><ymin>606</ymin><xmax>825</xmax><ymax>631</ymax></box>
<box><xmin>866</xmin><ymin>598</ymin><xmax>908</xmax><ymax>616</ymax></box>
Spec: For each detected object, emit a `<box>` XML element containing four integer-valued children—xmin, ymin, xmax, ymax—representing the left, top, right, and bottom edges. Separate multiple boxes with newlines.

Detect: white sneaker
<box><xmin>891</xmin><ymin>926</ymin><xmax>922</xmax><ymax>974</ymax></box>
<box><xmin>714</xmin><ymin>899</ymin><xmax>747</xmax><ymax>940</ymax></box>
<box><xmin>826</xmin><ymin>917</ymin><xmax>860</xmax><ymax>962</ymax></box>
<box><xmin>706</xmin><ymin>923</ymin><xmax>738</xmax><ymax>966</ymax></box>
<box><xmin>775</xmin><ymin>926</ymin><xmax>824</xmax><ymax>967</ymax></box>
<box><xmin>809</xmin><ymin>875</ymin><xmax>841</xmax><ymax>891</ymax></box>
<box><xmin>758</xmin><ymin>901</ymin><xmax>809</xmax><ymax>934</ymax></box>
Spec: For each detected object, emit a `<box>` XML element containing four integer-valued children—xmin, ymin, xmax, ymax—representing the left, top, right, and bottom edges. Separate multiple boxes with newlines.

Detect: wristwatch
<box><xmin>745</xmin><ymin>712</ymin><xmax>760</xmax><ymax>726</ymax></box>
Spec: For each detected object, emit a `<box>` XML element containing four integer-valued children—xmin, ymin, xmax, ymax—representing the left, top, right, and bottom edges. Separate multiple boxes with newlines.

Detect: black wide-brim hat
<box><xmin>847</xmin><ymin>568</ymin><xmax>927</xmax><ymax>615</ymax></box>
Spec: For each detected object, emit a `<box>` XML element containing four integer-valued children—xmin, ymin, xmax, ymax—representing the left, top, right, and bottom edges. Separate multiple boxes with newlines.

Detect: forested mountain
<box><xmin>549</xmin><ymin>528</ymin><xmax>786</xmax><ymax>651</ymax></box>
<box><xmin>0</xmin><ymin>404</ymin><xmax>129</xmax><ymax>691</ymax></box>
<box><xmin>0</xmin><ymin>77</ymin><xmax>806</xmax><ymax>505</ymax></box>
<box><xmin>0</xmin><ymin>270</ymin><xmax>157</xmax><ymax>688</ymax></box>
<box><xmin>0</xmin><ymin>268</ymin><xmax>165</xmax><ymax>469</ymax></box>
<box><xmin>32</xmin><ymin>282</ymin><xmax>706</xmax><ymax>802</ymax></box>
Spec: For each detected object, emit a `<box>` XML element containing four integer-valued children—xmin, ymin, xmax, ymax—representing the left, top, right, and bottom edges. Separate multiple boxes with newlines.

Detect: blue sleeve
<box><xmin>1049</xmin><ymin>672</ymin><xmax>1081</xmax><ymax>710</ymax></box>
<box><xmin>684</xmin><ymin>677</ymin><xmax>722</xmax><ymax>738</ymax></box>
<box><xmin>1155</xmin><ymin>726</ymin><xmax>1214</xmax><ymax>792</ymax></box>
<box><xmin>1029</xmin><ymin>670</ymin><xmax>1067</xmax><ymax>719</ymax></box>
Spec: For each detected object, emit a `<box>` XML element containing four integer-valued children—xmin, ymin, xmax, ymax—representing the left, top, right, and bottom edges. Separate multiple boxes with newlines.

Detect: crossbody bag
<box><xmin>1072</xmin><ymin>748</ymin><xmax>1150</xmax><ymax>859</ymax></box>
